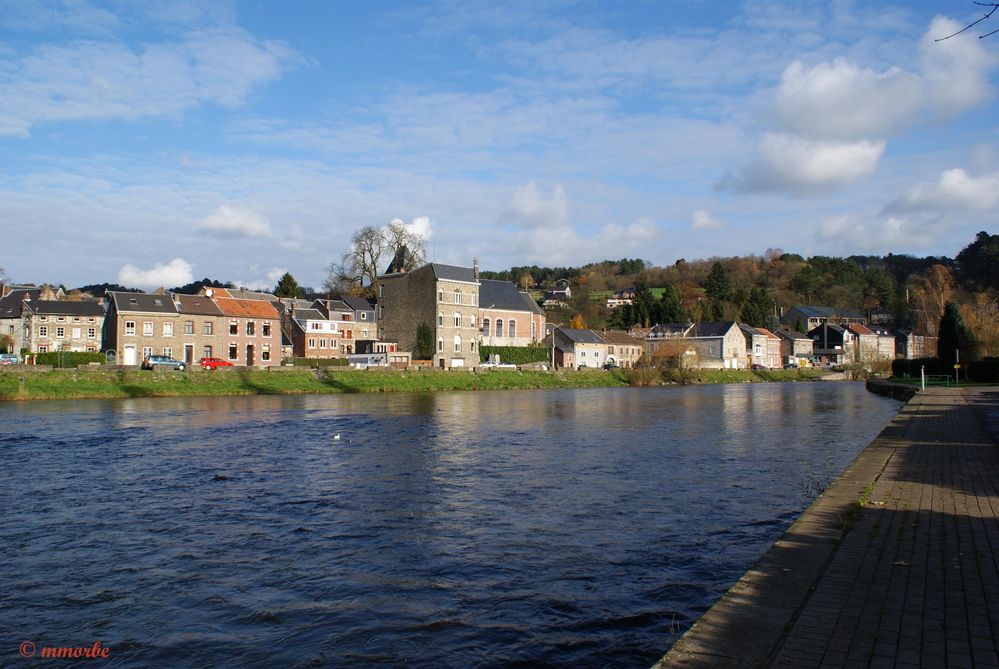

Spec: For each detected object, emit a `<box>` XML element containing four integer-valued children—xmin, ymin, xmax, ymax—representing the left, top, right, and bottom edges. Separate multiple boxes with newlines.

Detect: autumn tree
<box><xmin>962</xmin><ymin>293</ymin><xmax>999</xmax><ymax>358</ymax></box>
<box><xmin>909</xmin><ymin>264</ymin><xmax>956</xmax><ymax>336</ymax></box>
<box><xmin>569</xmin><ymin>314</ymin><xmax>586</xmax><ymax>329</ymax></box>
<box><xmin>325</xmin><ymin>221</ymin><xmax>427</xmax><ymax>297</ymax></box>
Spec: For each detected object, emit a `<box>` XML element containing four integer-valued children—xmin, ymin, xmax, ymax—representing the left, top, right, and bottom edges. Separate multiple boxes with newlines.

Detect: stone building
<box><xmin>596</xmin><ymin>329</ymin><xmax>644</xmax><ymax>368</ymax></box>
<box><xmin>22</xmin><ymin>300</ymin><xmax>105</xmax><ymax>353</ymax></box>
<box><xmin>377</xmin><ymin>262</ymin><xmax>480</xmax><ymax>368</ymax></box>
<box><xmin>172</xmin><ymin>293</ymin><xmax>225</xmax><ymax>365</ymax></box>
<box><xmin>105</xmin><ymin>292</ymin><xmax>183</xmax><ymax>366</ymax></box>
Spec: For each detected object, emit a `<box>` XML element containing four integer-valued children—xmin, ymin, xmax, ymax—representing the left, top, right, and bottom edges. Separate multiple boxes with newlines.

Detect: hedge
<box><xmin>35</xmin><ymin>351</ymin><xmax>105</xmax><ymax>368</ymax></box>
<box><xmin>479</xmin><ymin>345</ymin><xmax>551</xmax><ymax>365</ymax></box>
<box><xmin>892</xmin><ymin>356</ymin><xmax>999</xmax><ymax>382</ymax></box>
<box><xmin>292</xmin><ymin>357</ymin><xmax>349</xmax><ymax>367</ymax></box>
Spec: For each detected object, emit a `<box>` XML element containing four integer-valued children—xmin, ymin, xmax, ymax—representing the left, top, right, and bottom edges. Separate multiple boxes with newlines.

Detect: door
<box><xmin>246</xmin><ymin>344</ymin><xmax>254</xmax><ymax>367</ymax></box>
<box><xmin>184</xmin><ymin>345</ymin><xmax>194</xmax><ymax>365</ymax></box>
<box><xmin>123</xmin><ymin>345</ymin><xmax>136</xmax><ymax>366</ymax></box>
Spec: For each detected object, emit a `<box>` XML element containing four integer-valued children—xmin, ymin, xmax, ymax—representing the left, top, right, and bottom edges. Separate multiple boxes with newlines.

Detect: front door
<box><xmin>246</xmin><ymin>344</ymin><xmax>254</xmax><ymax>367</ymax></box>
<box><xmin>123</xmin><ymin>345</ymin><xmax>136</xmax><ymax>366</ymax></box>
<box><xmin>185</xmin><ymin>345</ymin><xmax>194</xmax><ymax>365</ymax></box>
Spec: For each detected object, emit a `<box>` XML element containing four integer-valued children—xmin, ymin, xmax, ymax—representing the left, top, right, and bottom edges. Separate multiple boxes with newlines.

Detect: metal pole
<box><xmin>921</xmin><ymin>365</ymin><xmax>925</xmax><ymax>392</ymax></box>
<box><xmin>955</xmin><ymin>349</ymin><xmax>959</xmax><ymax>385</ymax></box>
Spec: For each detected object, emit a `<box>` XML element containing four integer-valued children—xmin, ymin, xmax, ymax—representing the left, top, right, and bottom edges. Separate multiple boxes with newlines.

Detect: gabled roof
<box><xmin>774</xmin><ymin>329</ymin><xmax>810</xmax><ymax>341</ymax></box>
<box><xmin>846</xmin><ymin>323</ymin><xmax>876</xmax><ymax>336</ymax></box>
<box><xmin>271</xmin><ymin>298</ymin><xmax>313</xmax><ymax>315</ymax></box>
<box><xmin>430</xmin><ymin>263</ymin><xmax>477</xmax><ymax>283</ymax></box>
<box><xmin>173</xmin><ymin>294</ymin><xmax>223</xmax><ymax>317</ymax></box>
<box><xmin>480</xmin><ymin>279</ymin><xmax>536</xmax><ymax>312</ymax></box>
<box><xmin>216</xmin><ymin>287</ymin><xmax>277</xmax><ymax>301</ymax></box>
<box><xmin>649</xmin><ymin>322</ymin><xmax>694</xmax><ymax>337</ymax></box>
<box><xmin>556</xmin><ymin>327</ymin><xmax>605</xmax><ymax>344</ymax></box>
<box><xmin>0</xmin><ymin>288</ymin><xmax>41</xmax><ymax>318</ymax></box>
<box><xmin>756</xmin><ymin>327</ymin><xmax>781</xmax><ymax>340</ymax></box>
<box><xmin>341</xmin><ymin>295</ymin><xmax>375</xmax><ymax>312</ymax></box>
<box><xmin>808</xmin><ymin>323</ymin><xmax>847</xmax><ymax>336</ymax></box>
<box><xmin>739</xmin><ymin>323</ymin><xmax>766</xmax><ymax>337</ymax></box>
<box><xmin>519</xmin><ymin>291</ymin><xmax>544</xmax><ymax>315</ymax></box>
<box><xmin>690</xmin><ymin>321</ymin><xmax>738</xmax><ymax>337</ymax></box>
<box><xmin>28</xmin><ymin>300</ymin><xmax>104</xmax><ymax>317</ymax></box>
<box><xmin>292</xmin><ymin>308</ymin><xmax>327</xmax><ymax>327</ymax></box>
<box><xmin>214</xmin><ymin>297</ymin><xmax>281</xmax><ymax>319</ymax></box>
<box><xmin>597</xmin><ymin>330</ymin><xmax>643</xmax><ymax>346</ymax></box>
<box><xmin>110</xmin><ymin>291</ymin><xmax>178</xmax><ymax>314</ymax></box>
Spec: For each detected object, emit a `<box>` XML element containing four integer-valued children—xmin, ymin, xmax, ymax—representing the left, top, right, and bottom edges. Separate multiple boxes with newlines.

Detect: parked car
<box><xmin>0</xmin><ymin>353</ymin><xmax>20</xmax><ymax>365</ymax></box>
<box><xmin>200</xmin><ymin>357</ymin><xmax>234</xmax><ymax>370</ymax></box>
<box><xmin>603</xmin><ymin>361</ymin><xmax>619</xmax><ymax>369</ymax></box>
<box><xmin>141</xmin><ymin>355</ymin><xmax>186</xmax><ymax>371</ymax></box>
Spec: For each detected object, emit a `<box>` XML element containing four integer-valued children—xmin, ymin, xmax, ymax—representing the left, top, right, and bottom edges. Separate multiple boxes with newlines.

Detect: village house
<box><xmin>846</xmin><ymin>323</ymin><xmax>880</xmax><ymax>363</ymax></box>
<box><xmin>869</xmin><ymin>325</ymin><xmax>898</xmax><ymax>361</ymax></box>
<box><xmin>774</xmin><ymin>329</ymin><xmax>814</xmax><ymax>367</ymax></box>
<box><xmin>340</xmin><ymin>296</ymin><xmax>377</xmax><ymax>342</ymax></box>
<box><xmin>316</xmin><ymin>299</ymin><xmax>360</xmax><ymax>354</ymax></box>
<box><xmin>287</xmin><ymin>304</ymin><xmax>341</xmax><ymax>359</ymax></box>
<box><xmin>214</xmin><ymin>296</ymin><xmax>281</xmax><ymax>367</ymax></box>
<box><xmin>780</xmin><ymin>305</ymin><xmax>867</xmax><ymax>332</ymax></box>
<box><xmin>104</xmin><ymin>292</ymin><xmax>182</xmax><ymax>366</ymax></box>
<box><xmin>808</xmin><ymin>322</ymin><xmax>854</xmax><ymax>365</ymax></box>
<box><xmin>22</xmin><ymin>300</ymin><xmax>105</xmax><ymax>354</ymax></box>
<box><xmin>895</xmin><ymin>330</ymin><xmax>938</xmax><ymax>360</ymax></box>
<box><xmin>605</xmin><ymin>287</ymin><xmax>636</xmax><ymax>309</ymax></box>
<box><xmin>646</xmin><ymin>321</ymin><xmax>746</xmax><ymax>369</ymax></box>
<box><xmin>740</xmin><ymin>324</ymin><xmax>770</xmax><ymax>368</ymax></box>
<box><xmin>551</xmin><ymin>327</ymin><xmax>607</xmax><ymax>369</ymax></box>
<box><xmin>542</xmin><ymin>283</ymin><xmax>572</xmax><ymax>309</ymax></box>
<box><xmin>478</xmin><ymin>279</ymin><xmax>546</xmax><ymax>347</ymax></box>
<box><xmin>758</xmin><ymin>328</ymin><xmax>783</xmax><ymax>369</ymax></box>
<box><xmin>0</xmin><ymin>286</ymin><xmax>42</xmax><ymax>354</ymax></box>
<box><xmin>596</xmin><ymin>329</ymin><xmax>644</xmax><ymax>368</ymax></box>
<box><xmin>377</xmin><ymin>261</ymin><xmax>480</xmax><ymax>368</ymax></box>
<box><xmin>172</xmin><ymin>293</ymin><xmax>224</xmax><ymax>365</ymax></box>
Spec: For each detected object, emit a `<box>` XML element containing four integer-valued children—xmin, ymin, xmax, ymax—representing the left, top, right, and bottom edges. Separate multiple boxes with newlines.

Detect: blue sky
<box><xmin>2</xmin><ymin>0</ymin><xmax>998</xmax><ymax>290</ymax></box>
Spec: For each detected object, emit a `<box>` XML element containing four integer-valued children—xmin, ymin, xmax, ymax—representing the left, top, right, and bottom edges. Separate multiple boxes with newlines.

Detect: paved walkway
<box><xmin>656</xmin><ymin>386</ymin><xmax>999</xmax><ymax>668</ymax></box>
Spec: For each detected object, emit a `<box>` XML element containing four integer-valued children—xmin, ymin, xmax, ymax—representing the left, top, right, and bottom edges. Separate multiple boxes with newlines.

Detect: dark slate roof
<box><xmin>519</xmin><ymin>291</ymin><xmax>544</xmax><ymax>315</ymax></box>
<box><xmin>0</xmin><ymin>289</ymin><xmax>40</xmax><ymax>318</ymax></box>
<box><xmin>173</xmin><ymin>294</ymin><xmax>223</xmax><ymax>316</ymax></box>
<box><xmin>775</xmin><ymin>329</ymin><xmax>811</xmax><ymax>340</ymax></box>
<box><xmin>29</xmin><ymin>300</ymin><xmax>105</xmax><ymax>317</ymax></box>
<box><xmin>272</xmin><ymin>298</ymin><xmax>313</xmax><ymax>315</ymax></box>
<box><xmin>690</xmin><ymin>321</ymin><xmax>738</xmax><ymax>337</ymax></box>
<box><xmin>649</xmin><ymin>322</ymin><xmax>694</xmax><ymax>337</ymax></box>
<box><xmin>110</xmin><ymin>291</ymin><xmax>178</xmax><ymax>314</ymax></box>
<box><xmin>341</xmin><ymin>295</ymin><xmax>375</xmax><ymax>313</ymax></box>
<box><xmin>480</xmin><ymin>279</ymin><xmax>535</xmax><ymax>312</ymax></box>
<box><xmin>430</xmin><ymin>263</ymin><xmax>477</xmax><ymax>283</ymax></box>
<box><xmin>739</xmin><ymin>323</ymin><xmax>765</xmax><ymax>337</ymax></box>
<box><xmin>808</xmin><ymin>323</ymin><xmax>847</xmax><ymax>336</ymax></box>
<box><xmin>292</xmin><ymin>309</ymin><xmax>326</xmax><ymax>327</ymax></box>
<box><xmin>597</xmin><ymin>330</ymin><xmax>642</xmax><ymax>346</ymax></box>
<box><xmin>557</xmin><ymin>327</ymin><xmax>605</xmax><ymax>344</ymax></box>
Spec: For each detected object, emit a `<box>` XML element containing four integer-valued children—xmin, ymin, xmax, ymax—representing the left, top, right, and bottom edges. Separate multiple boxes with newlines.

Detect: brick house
<box><xmin>551</xmin><ymin>327</ymin><xmax>607</xmax><ymax>369</ymax></box>
<box><xmin>22</xmin><ymin>300</ymin><xmax>105</xmax><ymax>353</ymax></box>
<box><xmin>774</xmin><ymin>329</ymin><xmax>814</xmax><ymax>367</ymax></box>
<box><xmin>478</xmin><ymin>279</ymin><xmax>546</xmax><ymax>347</ymax></box>
<box><xmin>758</xmin><ymin>327</ymin><xmax>783</xmax><ymax>369</ymax></box>
<box><xmin>105</xmin><ymin>292</ymin><xmax>182</xmax><ymax>366</ymax></box>
<box><xmin>288</xmin><ymin>304</ymin><xmax>343</xmax><ymax>359</ymax></box>
<box><xmin>597</xmin><ymin>329</ymin><xmax>644</xmax><ymax>368</ymax></box>
<box><xmin>214</xmin><ymin>297</ymin><xmax>281</xmax><ymax>367</ymax></box>
<box><xmin>340</xmin><ymin>296</ymin><xmax>378</xmax><ymax>342</ymax></box>
<box><xmin>377</xmin><ymin>262</ymin><xmax>480</xmax><ymax>368</ymax></box>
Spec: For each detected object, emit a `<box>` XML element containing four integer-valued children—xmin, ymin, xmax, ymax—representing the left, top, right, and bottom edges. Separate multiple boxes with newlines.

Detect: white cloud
<box><xmin>197</xmin><ymin>204</ymin><xmax>273</xmax><ymax>238</ymax></box>
<box><xmin>774</xmin><ymin>59</ymin><xmax>922</xmax><ymax>140</ymax></box>
<box><xmin>389</xmin><ymin>215</ymin><xmax>434</xmax><ymax>240</ymax></box>
<box><xmin>498</xmin><ymin>182</ymin><xmax>569</xmax><ymax>229</ymax></box>
<box><xmin>118</xmin><ymin>258</ymin><xmax>193</xmax><ymax>289</ymax></box>
<box><xmin>692</xmin><ymin>209</ymin><xmax>724</xmax><ymax>230</ymax></box>
<box><xmin>511</xmin><ymin>216</ymin><xmax>660</xmax><ymax>266</ymax></box>
<box><xmin>884</xmin><ymin>168</ymin><xmax>999</xmax><ymax>213</ymax></box>
<box><xmin>0</xmin><ymin>28</ymin><xmax>299</xmax><ymax>137</ymax></box>
<box><xmin>921</xmin><ymin>16</ymin><xmax>998</xmax><ymax>118</ymax></box>
<box><xmin>724</xmin><ymin>133</ymin><xmax>885</xmax><ymax>194</ymax></box>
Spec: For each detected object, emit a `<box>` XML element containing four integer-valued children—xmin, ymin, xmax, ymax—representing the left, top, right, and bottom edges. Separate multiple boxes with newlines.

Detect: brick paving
<box><xmin>656</xmin><ymin>386</ymin><xmax>999</xmax><ymax>669</ymax></box>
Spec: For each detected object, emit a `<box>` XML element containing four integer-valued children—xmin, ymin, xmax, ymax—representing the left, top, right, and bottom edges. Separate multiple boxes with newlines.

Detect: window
<box><xmin>472</xmin><ymin>292</ymin><xmax>477</xmax><ymax>306</ymax></box>
<box><xmin>125</xmin><ymin>321</ymin><xmax>136</xmax><ymax>335</ymax></box>
<box><xmin>56</xmin><ymin>326</ymin><xmax>65</xmax><ymax>338</ymax></box>
<box><xmin>509</xmin><ymin>321</ymin><xmax>516</xmax><ymax>338</ymax></box>
<box><xmin>87</xmin><ymin>327</ymin><xmax>96</xmax><ymax>338</ymax></box>
<box><xmin>438</xmin><ymin>289</ymin><xmax>444</xmax><ymax>302</ymax></box>
<box><xmin>470</xmin><ymin>314</ymin><xmax>476</xmax><ymax>329</ymax></box>
<box><xmin>184</xmin><ymin>321</ymin><xmax>194</xmax><ymax>335</ymax></box>
<box><xmin>379</xmin><ymin>284</ymin><xmax>385</xmax><ymax>298</ymax></box>
<box><xmin>246</xmin><ymin>321</ymin><xmax>255</xmax><ymax>336</ymax></box>
<box><xmin>438</xmin><ymin>338</ymin><xmax>444</xmax><ymax>352</ymax></box>
<box><xmin>229</xmin><ymin>321</ymin><xmax>238</xmax><ymax>335</ymax></box>
<box><xmin>362</xmin><ymin>329</ymin><xmax>369</xmax><ymax>338</ymax></box>
<box><xmin>470</xmin><ymin>340</ymin><xmax>475</xmax><ymax>351</ymax></box>
<box><xmin>438</xmin><ymin>313</ymin><xmax>444</xmax><ymax>327</ymax></box>
<box><xmin>72</xmin><ymin>327</ymin><xmax>81</xmax><ymax>339</ymax></box>
<box><xmin>203</xmin><ymin>346</ymin><xmax>213</xmax><ymax>358</ymax></box>
<box><xmin>39</xmin><ymin>316</ymin><xmax>47</xmax><ymax>322</ymax></box>
<box><xmin>496</xmin><ymin>320</ymin><xmax>504</xmax><ymax>337</ymax></box>
<box><xmin>379</xmin><ymin>306</ymin><xmax>384</xmax><ymax>319</ymax></box>
<box><xmin>262</xmin><ymin>323</ymin><xmax>270</xmax><ymax>337</ymax></box>
<box><xmin>163</xmin><ymin>347</ymin><xmax>172</xmax><ymax>358</ymax></box>
<box><xmin>481</xmin><ymin>318</ymin><xmax>489</xmax><ymax>334</ymax></box>
<box><xmin>86</xmin><ymin>346</ymin><xmax>96</xmax><ymax>353</ymax></box>
<box><xmin>581</xmin><ymin>351</ymin><xmax>586</xmax><ymax>357</ymax></box>
<box><xmin>228</xmin><ymin>344</ymin><xmax>238</xmax><ymax>360</ymax></box>
<box><xmin>143</xmin><ymin>322</ymin><xmax>153</xmax><ymax>336</ymax></box>
<box><xmin>608</xmin><ymin>346</ymin><xmax>615</xmax><ymax>354</ymax></box>
<box><xmin>308</xmin><ymin>338</ymin><xmax>316</xmax><ymax>348</ymax></box>
<box><xmin>454</xmin><ymin>335</ymin><xmax>461</xmax><ymax>352</ymax></box>
<box><xmin>57</xmin><ymin>316</ymin><xmax>65</xmax><ymax>322</ymax></box>
<box><xmin>379</xmin><ymin>328</ymin><xmax>385</xmax><ymax>339</ymax></box>
<box><xmin>453</xmin><ymin>312</ymin><xmax>461</xmax><ymax>327</ymax></box>
<box><xmin>38</xmin><ymin>345</ymin><xmax>48</xmax><ymax>353</ymax></box>
<box><xmin>319</xmin><ymin>339</ymin><xmax>327</xmax><ymax>349</ymax></box>
<box><xmin>454</xmin><ymin>289</ymin><xmax>461</xmax><ymax>304</ymax></box>
<box><xmin>163</xmin><ymin>322</ymin><xmax>173</xmax><ymax>337</ymax></box>
<box><xmin>262</xmin><ymin>344</ymin><xmax>271</xmax><ymax>361</ymax></box>
<box><xmin>201</xmin><ymin>321</ymin><xmax>213</xmax><ymax>336</ymax></box>
<box><xmin>531</xmin><ymin>322</ymin><xmax>536</xmax><ymax>340</ymax></box>
<box><xmin>39</xmin><ymin>325</ymin><xmax>48</xmax><ymax>337</ymax></box>
<box><xmin>143</xmin><ymin>347</ymin><xmax>152</xmax><ymax>359</ymax></box>
<box><xmin>310</xmin><ymin>322</ymin><xmax>321</xmax><ymax>330</ymax></box>
<box><xmin>360</xmin><ymin>313</ymin><xmax>367</xmax><ymax>320</ymax></box>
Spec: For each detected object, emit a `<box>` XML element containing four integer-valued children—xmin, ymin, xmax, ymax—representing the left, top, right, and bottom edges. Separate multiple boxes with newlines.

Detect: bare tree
<box><xmin>323</xmin><ymin>221</ymin><xmax>429</xmax><ymax>297</ymax></box>
<box><xmin>936</xmin><ymin>2</ymin><xmax>999</xmax><ymax>41</ymax></box>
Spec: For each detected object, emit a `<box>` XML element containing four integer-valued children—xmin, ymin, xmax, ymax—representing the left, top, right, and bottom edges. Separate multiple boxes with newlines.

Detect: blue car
<box><xmin>141</xmin><ymin>355</ymin><xmax>186</xmax><ymax>371</ymax></box>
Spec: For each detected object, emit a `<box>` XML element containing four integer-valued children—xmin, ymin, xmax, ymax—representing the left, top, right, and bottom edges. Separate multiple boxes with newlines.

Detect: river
<box><xmin>1</xmin><ymin>383</ymin><xmax>900</xmax><ymax>668</ymax></box>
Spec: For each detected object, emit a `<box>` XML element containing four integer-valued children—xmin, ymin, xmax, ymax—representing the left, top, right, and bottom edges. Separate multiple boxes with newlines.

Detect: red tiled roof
<box><xmin>847</xmin><ymin>323</ymin><xmax>876</xmax><ymax>336</ymax></box>
<box><xmin>214</xmin><ymin>297</ymin><xmax>280</xmax><ymax>319</ymax></box>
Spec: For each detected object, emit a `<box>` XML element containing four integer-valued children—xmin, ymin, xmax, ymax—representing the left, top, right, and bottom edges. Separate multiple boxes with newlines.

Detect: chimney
<box><xmin>473</xmin><ymin>257</ymin><xmax>479</xmax><ymax>280</ymax></box>
<box><xmin>290</xmin><ymin>303</ymin><xmax>296</xmax><ymax>318</ymax></box>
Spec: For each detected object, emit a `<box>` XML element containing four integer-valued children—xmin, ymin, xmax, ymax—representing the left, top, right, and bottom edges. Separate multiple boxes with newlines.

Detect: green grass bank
<box><xmin>0</xmin><ymin>366</ymin><xmax>828</xmax><ymax>401</ymax></box>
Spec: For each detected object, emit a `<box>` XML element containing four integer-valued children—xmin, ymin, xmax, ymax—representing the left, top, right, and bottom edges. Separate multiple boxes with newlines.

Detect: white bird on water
<box><xmin>333</xmin><ymin>434</ymin><xmax>341</xmax><ymax>441</ymax></box>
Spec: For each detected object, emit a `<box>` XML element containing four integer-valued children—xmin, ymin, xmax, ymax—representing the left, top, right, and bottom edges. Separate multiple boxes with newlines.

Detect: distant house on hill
<box><xmin>781</xmin><ymin>305</ymin><xmax>866</xmax><ymax>332</ymax></box>
<box><xmin>606</xmin><ymin>288</ymin><xmax>636</xmax><ymax>309</ymax></box>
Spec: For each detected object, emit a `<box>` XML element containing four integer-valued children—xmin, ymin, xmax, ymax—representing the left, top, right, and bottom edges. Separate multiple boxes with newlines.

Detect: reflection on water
<box><xmin>1</xmin><ymin>384</ymin><xmax>900</xmax><ymax>668</ymax></box>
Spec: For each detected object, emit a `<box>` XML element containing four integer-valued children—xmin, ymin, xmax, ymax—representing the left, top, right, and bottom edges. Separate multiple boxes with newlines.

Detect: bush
<box><xmin>35</xmin><ymin>351</ymin><xmax>104</xmax><ymax>368</ymax></box>
<box><xmin>969</xmin><ymin>358</ymin><xmax>999</xmax><ymax>383</ymax></box>
<box><xmin>479</xmin><ymin>345</ymin><xmax>551</xmax><ymax>365</ymax></box>
<box><xmin>892</xmin><ymin>358</ymin><xmax>951</xmax><ymax>377</ymax></box>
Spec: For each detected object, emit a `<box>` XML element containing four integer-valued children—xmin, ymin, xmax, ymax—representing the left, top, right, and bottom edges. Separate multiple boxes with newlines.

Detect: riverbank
<box><xmin>0</xmin><ymin>366</ymin><xmax>828</xmax><ymax>401</ymax></box>
<box><xmin>655</xmin><ymin>385</ymin><xmax>999</xmax><ymax>668</ymax></box>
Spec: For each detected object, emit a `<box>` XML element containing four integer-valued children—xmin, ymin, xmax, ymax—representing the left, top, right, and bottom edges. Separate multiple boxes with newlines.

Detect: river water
<box><xmin>1</xmin><ymin>383</ymin><xmax>900</xmax><ymax>668</ymax></box>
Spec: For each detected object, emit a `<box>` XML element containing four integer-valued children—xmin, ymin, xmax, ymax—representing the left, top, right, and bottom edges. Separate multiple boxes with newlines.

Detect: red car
<box><xmin>200</xmin><ymin>357</ymin><xmax>234</xmax><ymax>370</ymax></box>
